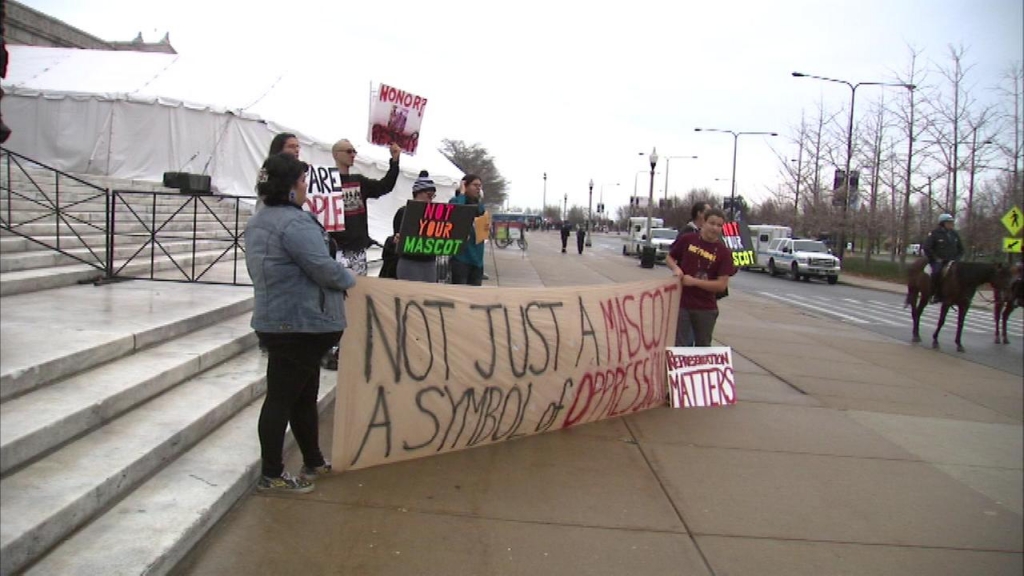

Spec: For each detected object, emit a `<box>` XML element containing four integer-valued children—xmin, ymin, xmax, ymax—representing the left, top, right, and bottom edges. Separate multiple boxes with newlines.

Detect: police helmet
<box><xmin>938</xmin><ymin>214</ymin><xmax>954</xmax><ymax>224</ymax></box>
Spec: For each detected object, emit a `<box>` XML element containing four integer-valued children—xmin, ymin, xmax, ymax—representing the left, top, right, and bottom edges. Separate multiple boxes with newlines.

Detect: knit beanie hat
<box><xmin>412</xmin><ymin>170</ymin><xmax>436</xmax><ymax>195</ymax></box>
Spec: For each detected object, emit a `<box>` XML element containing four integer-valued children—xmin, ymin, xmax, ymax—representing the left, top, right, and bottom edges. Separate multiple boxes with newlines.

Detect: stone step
<box><xmin>0</xmin><ymin>350</ymin><xmax>268</xmax><ymax>576</ymax></box>
<box><xmin>0</xmin><ymin>205</ymin><xmax>247</xmax><ymax>226</ymax></box>
<box><xmin>0</xmin><ymin>238</ymin><xmax>234</xmax><ymax>273</ymax></box>
<box><xmin>1</xmin><ymin>218</ymin><xmax>242</xmax><ymax>238</ymax></box>
<box><xmin>0</xmin><ymin>248</ymin><xmax>248</xmax><ymax>298</ymax></box>
<box><xmin>23</xmin><ymin>371</ymin><xmax>336</xmax><ymax>576</ymax></box>
<box><xmin>1</xmin><ymin>185</ymin><xmax>246</xmax><ymax>201</ymax></box>
<box><xmin>0</xmin><ymin>226</ymin><xmax>242</xmax><ymax>252</ymax></box>
<box><xmin>0</xmin><ymin>286</ymin><xmax>253</xmax><ymax>401</ymax></box>
<box><xmin>0</xmin><ymin>313</ymin><xmax>257</xmax><ymax>475</ymax></box>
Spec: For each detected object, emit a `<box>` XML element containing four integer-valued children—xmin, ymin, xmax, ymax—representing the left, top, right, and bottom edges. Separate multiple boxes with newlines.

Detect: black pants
<box><xmin>450</xmin><ymin>259</ymin><xmax>484</xmax><ymax>286</ymax></box>
<box><xmin>675</xmin><ymin>308</ymin><xmax>719</xmax><ymax>347</ymax></box>
<box><xmin>257</xmin><ymin>331</ymin><xmax>342</xmax><ymax>478</ymax></box>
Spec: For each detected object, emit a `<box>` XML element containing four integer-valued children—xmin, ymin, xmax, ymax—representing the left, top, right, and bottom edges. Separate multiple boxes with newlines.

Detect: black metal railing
<box><xmin>1</xmin><ymin>147</ymin><xmax>252</xmax><ymax>286</ymax></box>
<box><xmin>106</xmin><ymin>189</ymin><xmax>250</xmax><ymax>285</ymax></box>
<box><xmin>2</xmin><ymin>147</ymin><xmax>110</xmax><ymax>272</ymax></box>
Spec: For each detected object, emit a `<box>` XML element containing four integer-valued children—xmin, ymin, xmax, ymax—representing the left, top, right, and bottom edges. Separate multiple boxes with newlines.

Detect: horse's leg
<box><xmin>910</xmin><ymin>288</ymin><xmax>923</xmax><ymax>343</ymax></box>
<box><xmin>1003</xmin><ymin>304</ymin><xmax>1014</xmax><ymax>344</ymax></box>
<box><xmin>954</xmin><ymin>304</ymin><xmax>968</xmax><ymax>352</ymax></box>
<box><xmin>994</xmin><ymin>301</ymin><xmax>1003</xmax><ymax>344</ymax></box>
<box><xmin>931</xmin><ymin>303</ymin><xmax>951</xmax><ymax>349</ymax></box>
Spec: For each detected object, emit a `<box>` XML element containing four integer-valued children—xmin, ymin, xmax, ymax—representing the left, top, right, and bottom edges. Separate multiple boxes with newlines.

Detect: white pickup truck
<box><xmin>765</xmin><ymin>237</ymin><xmax>841</xmax><ymax>284</ymax></box>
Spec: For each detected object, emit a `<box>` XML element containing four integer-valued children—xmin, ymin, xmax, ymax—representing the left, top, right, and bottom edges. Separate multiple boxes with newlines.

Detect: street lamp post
<box><xmin>641</xmin><ymin>148</ymin><xmax>659</xmax><ymax>268</ymax></box>
<box><xmin>542</xmin><ymin>172</ymin><xmax>547</xmax><ymax>224</ymax></box>
<box><xmin>695</xmin><ymin>127</ymin><xmax>778</xmax><ymax>222</ymax></box>
<box><xmin>792</xmin><ymin>71</ymin><xmax>915</xmax><ymax>259</ymax></box>
<box><xmin>563</xmin><ymin>193</ymin><xmax>568</xmax><ymax>221</ymax></box>
<box><xmin>663</xmin><ymin>155</ymin><xmax>698</xmax><ymax>205</ymax></box>
<box><xmin>586</xmin><ymin>179</ymin><xmax>594</xmax><ymax>246</ymax></box>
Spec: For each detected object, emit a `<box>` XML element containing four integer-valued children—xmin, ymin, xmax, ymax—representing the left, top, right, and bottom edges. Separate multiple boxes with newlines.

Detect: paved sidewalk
<box><xmin>176</xmin><ymin>232</ymin><xmax>1023</xmax><ymax>576</ymax></box>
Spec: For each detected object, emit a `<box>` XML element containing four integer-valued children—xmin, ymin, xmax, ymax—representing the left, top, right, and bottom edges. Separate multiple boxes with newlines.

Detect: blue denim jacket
<box><xmin>245</xmin><ymin>204</ymin><xmax>356</xmax><ymax>333</ymax></box>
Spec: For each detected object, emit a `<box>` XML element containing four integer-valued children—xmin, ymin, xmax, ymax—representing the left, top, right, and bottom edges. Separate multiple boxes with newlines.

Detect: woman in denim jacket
<box><xmin>245</xmin><ymin>153</ymin><xmax>356</xmax><ymax>493</ymax></box>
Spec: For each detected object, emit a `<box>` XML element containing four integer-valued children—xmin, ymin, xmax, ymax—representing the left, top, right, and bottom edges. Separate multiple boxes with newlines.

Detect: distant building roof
<box><xmin>4</xmin><ymin>0</ymin><xmax>177</xmax><ymax>54</ymax></box>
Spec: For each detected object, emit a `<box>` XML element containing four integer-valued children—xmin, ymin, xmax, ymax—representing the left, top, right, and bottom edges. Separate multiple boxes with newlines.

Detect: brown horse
<box><xmin>905</xmin><ymin>258</ymin><xmax>1012</xmax><ymax>352</ymax></box>
<box><xmin>993</xmin><ymin>263</ymin><xmax>1023</xmax><ymax>344</ymax></box>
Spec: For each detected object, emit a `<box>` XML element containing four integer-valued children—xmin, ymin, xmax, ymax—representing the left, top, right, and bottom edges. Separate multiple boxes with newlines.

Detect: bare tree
<box><xmin>926</xmin><ymin>44</ymin><xmax>978</xmax><ymax>216</ymax></box>
<box><xmin>891</xmin><ymin>45</ymin><xmax>932</xmax><ymax>266</ymax></box>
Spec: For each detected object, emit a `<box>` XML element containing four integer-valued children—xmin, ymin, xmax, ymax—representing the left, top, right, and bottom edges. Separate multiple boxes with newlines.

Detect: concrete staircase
<box><xmin>0</xmin><ymin>159</ymin><xmax>336</xmax><ymax>575</ymax></box>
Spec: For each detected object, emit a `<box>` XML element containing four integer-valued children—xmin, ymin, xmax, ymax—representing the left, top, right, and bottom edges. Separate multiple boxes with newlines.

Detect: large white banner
<box><xmin>333</xmin><ymin>277</ymin><xmax>681</xmax><ymax>471</ymax></box>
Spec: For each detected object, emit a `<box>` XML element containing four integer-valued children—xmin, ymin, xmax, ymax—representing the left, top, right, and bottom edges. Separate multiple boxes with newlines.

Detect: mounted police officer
<box><xmin>923</xmin><ymin>213</ymin><xmax>964</xmax><ymax>303</ymax></box>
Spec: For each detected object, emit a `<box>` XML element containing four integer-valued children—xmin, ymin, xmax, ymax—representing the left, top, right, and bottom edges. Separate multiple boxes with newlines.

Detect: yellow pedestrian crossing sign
<box><xmin>1005</xmin><ymin>237</ymin><xmax>1023</xmax><ymax>253</ymax></box>
<box><xmin>1002</xmin><ymin>206</ymin><xmax>1023</xmax><ymax>236</ymax></box>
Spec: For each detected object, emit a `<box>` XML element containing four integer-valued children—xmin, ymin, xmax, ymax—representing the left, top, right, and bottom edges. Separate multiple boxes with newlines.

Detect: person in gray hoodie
<box><xmin>245</xmin><ymin>152</ymin><xmax>356</xmax><ymax>494</ymax></box>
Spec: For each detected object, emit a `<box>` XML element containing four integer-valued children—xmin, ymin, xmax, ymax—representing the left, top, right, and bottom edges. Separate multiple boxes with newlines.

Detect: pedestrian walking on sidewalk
<box><xmin>449</xmin><ymin>174</ymin><xmax>487</xmax><ymax>285</ymax></box>
<box><xmin>560</xmin><ymin>221</ymin><xmax>572</xmax><ymax>253</ymax></box>
<box><xmin>245</xmin><ymin>153</ymin><xmax>356</xmax><ymax>494</ymax></box>
<box><xmin>666</xmin><ymin>208</ymin><xmax>736</xmax><ymax>347</ymax></box>
<box><xmin>576</xmin><ymin>225</ymin><xmax>586</xmax><ymax>254</ymax></box>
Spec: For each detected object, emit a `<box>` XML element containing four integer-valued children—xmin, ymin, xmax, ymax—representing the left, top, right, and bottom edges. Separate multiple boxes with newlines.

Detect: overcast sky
<box><xmin>22</xmin><ymin>0</ymin><xmax>1024</xmax><ymax>214</ymax></box>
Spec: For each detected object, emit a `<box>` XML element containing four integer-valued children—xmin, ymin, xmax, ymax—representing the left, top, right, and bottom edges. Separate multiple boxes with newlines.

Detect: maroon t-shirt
<box><xmin>668</xmin><ymin>232</ymin><xmax>736</xmax><ymax>310</ymax></box>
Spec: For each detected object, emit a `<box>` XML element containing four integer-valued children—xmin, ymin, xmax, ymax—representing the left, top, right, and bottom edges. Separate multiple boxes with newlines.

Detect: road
<box><xmin>584</xmin><ymin>232</ymin><xmax>1024</xmax><ymax>376</ymax></box>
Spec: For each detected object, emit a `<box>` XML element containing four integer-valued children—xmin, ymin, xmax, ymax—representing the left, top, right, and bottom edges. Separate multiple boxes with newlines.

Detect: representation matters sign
<box><xmin>303</xmin><ymin>164</ymin><xmax>350</xmax><ymax>232</ymax></box>
<box><xmin>368</xmin><ymin>83</ymin><xmax>428</xmax><ymax>155</ymax></box>
<box><xmin>332</xmin><ymin>277</ymin><xmax>681</xmax><ymax>471</ymax></box>
<box><xmin>397</xmin><ymin>201</ymin><xmax>477</xmax><ymax>257</ymax></box>
<box><xmin>666</xmin><ymin>347</ymin><xmax>737</xmax><ymax>408</ymax></box>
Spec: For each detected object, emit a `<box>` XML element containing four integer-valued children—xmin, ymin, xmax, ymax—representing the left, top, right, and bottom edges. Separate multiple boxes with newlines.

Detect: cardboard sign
<box><xmin>332</xmin><ymin>277</ymin><xmax>681</xmax><ymax>471</ymax></box>
<box><xmin>302</xmin><ymin>164</ymin><xmax>348</xmax><ymax>232</ymax></box>
<box><xmin>722</xmin><ymin>220</ymin><xmax>755</xmax><ymax>269</ymax></box>
<box><xmin>397</xmin><ymin>201</ymin><xmax>477</xmax><ymax>257</ymax></box>
<box><xmin>368</xmin><ymin>83</ymin><xmax>428</xmax><ymax>154</ymax></box>
<box><xmin>666</xmin><ymin>346</ymin><xmax>737</xmax><ymax>408</ymax></box>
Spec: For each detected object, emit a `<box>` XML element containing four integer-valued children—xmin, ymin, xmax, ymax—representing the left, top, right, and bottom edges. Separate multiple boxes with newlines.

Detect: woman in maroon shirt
<box><xmin>666</xmin><ymin>208</ymin><xmax>736</xmax><ymax>346</ymax></box>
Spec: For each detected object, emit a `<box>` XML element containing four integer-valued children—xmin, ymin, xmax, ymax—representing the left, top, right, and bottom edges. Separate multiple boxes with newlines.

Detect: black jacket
<box><xmin>923</xmin><ymin>226</ymin><xmax>964</xmax><ymax>263</ymax></box>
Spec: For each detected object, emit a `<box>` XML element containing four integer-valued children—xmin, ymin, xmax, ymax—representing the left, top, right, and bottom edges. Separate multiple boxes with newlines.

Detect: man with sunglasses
<box><xmin>320</xmin><ymin>139</ymin><xmax>400</xmax><ymax>371</ymax></box>
<box><xmin>330</xmin><ymin>139</ymin><xmax>402</xmax><ymax>276</ymax></box>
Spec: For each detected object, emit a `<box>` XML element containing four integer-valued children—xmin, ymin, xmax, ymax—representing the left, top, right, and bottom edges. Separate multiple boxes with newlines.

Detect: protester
<box><xmin>256</xmin><ymin>133</ymin><xmax>305</xmax><ymax>352</ymax></box>
<box><xmin>683</xmin><ymin>201</ymin><xmax>710</xmax><ymax>234</ymax></box>
<box><xmin>254</xmin><ymin>133</ymin><xmax>302</xmax><ymax>215</ymax></box>
<box><xmin>666</xmin><ymin>208</ymin><xmax>736</xmax><ymax>347</ymax></box>
<box><xmin>319</xmin><ymin>139</ymin><xmax>400</xmax><ymax>368</ymax></box>
<box><xmin>393</xmin><ymin>171</ymin><xmax>439</xmax><ymax>283</ymax></box>
<box><xmin>245</xmin><ymin>152</ymin><xmax>356</xmax><ymax>494</ymax></box>
<box><xmin>449</xmin><ymin>174</ymin><xmax>487</xmax><ymax>285</ymax></box>
<box><xmin>329</xmin><ymin>139</ymin><xmax>402</xmax><ymax>276</ymax></box>
<box><xmin>923</xmin><ymin>213</ymin><xmax>964</xmax><ymax>303</ymax></box>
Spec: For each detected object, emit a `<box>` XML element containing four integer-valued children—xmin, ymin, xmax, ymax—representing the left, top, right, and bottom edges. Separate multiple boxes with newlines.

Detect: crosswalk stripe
<box><xmin>757</xmin><ymin>292</ymin><xmax>869</xmax><ymax>323</ymax></box>
<box><xmin>758</xmin><ymin>291</ymin><xmax>1024</xmax><ymax>337</ymax></box>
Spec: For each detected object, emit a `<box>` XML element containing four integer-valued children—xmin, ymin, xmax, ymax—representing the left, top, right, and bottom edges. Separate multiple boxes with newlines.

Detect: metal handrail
<box><xmin>1</xmin><ymin>147</ymin><xmax>252</xmax><ymax>286</ymax></box>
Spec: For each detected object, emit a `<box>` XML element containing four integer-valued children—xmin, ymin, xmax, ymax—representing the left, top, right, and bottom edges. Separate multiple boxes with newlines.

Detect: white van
<box><xmin>747</xmin><ymin>224</ymin><xmax>792</xmax><ymax>271</ymax></box>
<box><xmin>623</xmin><ymin>217</ymin><xmax>665</xmax><ymax>256</ymax></box>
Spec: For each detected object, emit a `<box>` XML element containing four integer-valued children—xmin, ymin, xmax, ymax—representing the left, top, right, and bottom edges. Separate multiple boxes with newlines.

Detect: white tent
<box><xmin>1</xmin><ymin>45</ymin><xmax>464</xmax><ymax>244</ymax></box>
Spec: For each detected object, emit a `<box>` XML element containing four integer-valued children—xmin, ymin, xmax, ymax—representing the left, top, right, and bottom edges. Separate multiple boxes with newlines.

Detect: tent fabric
<box><xmin>2</xmin><ymin>45</ymin><xmax>464</xmax><ymax>246</ymax></box>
